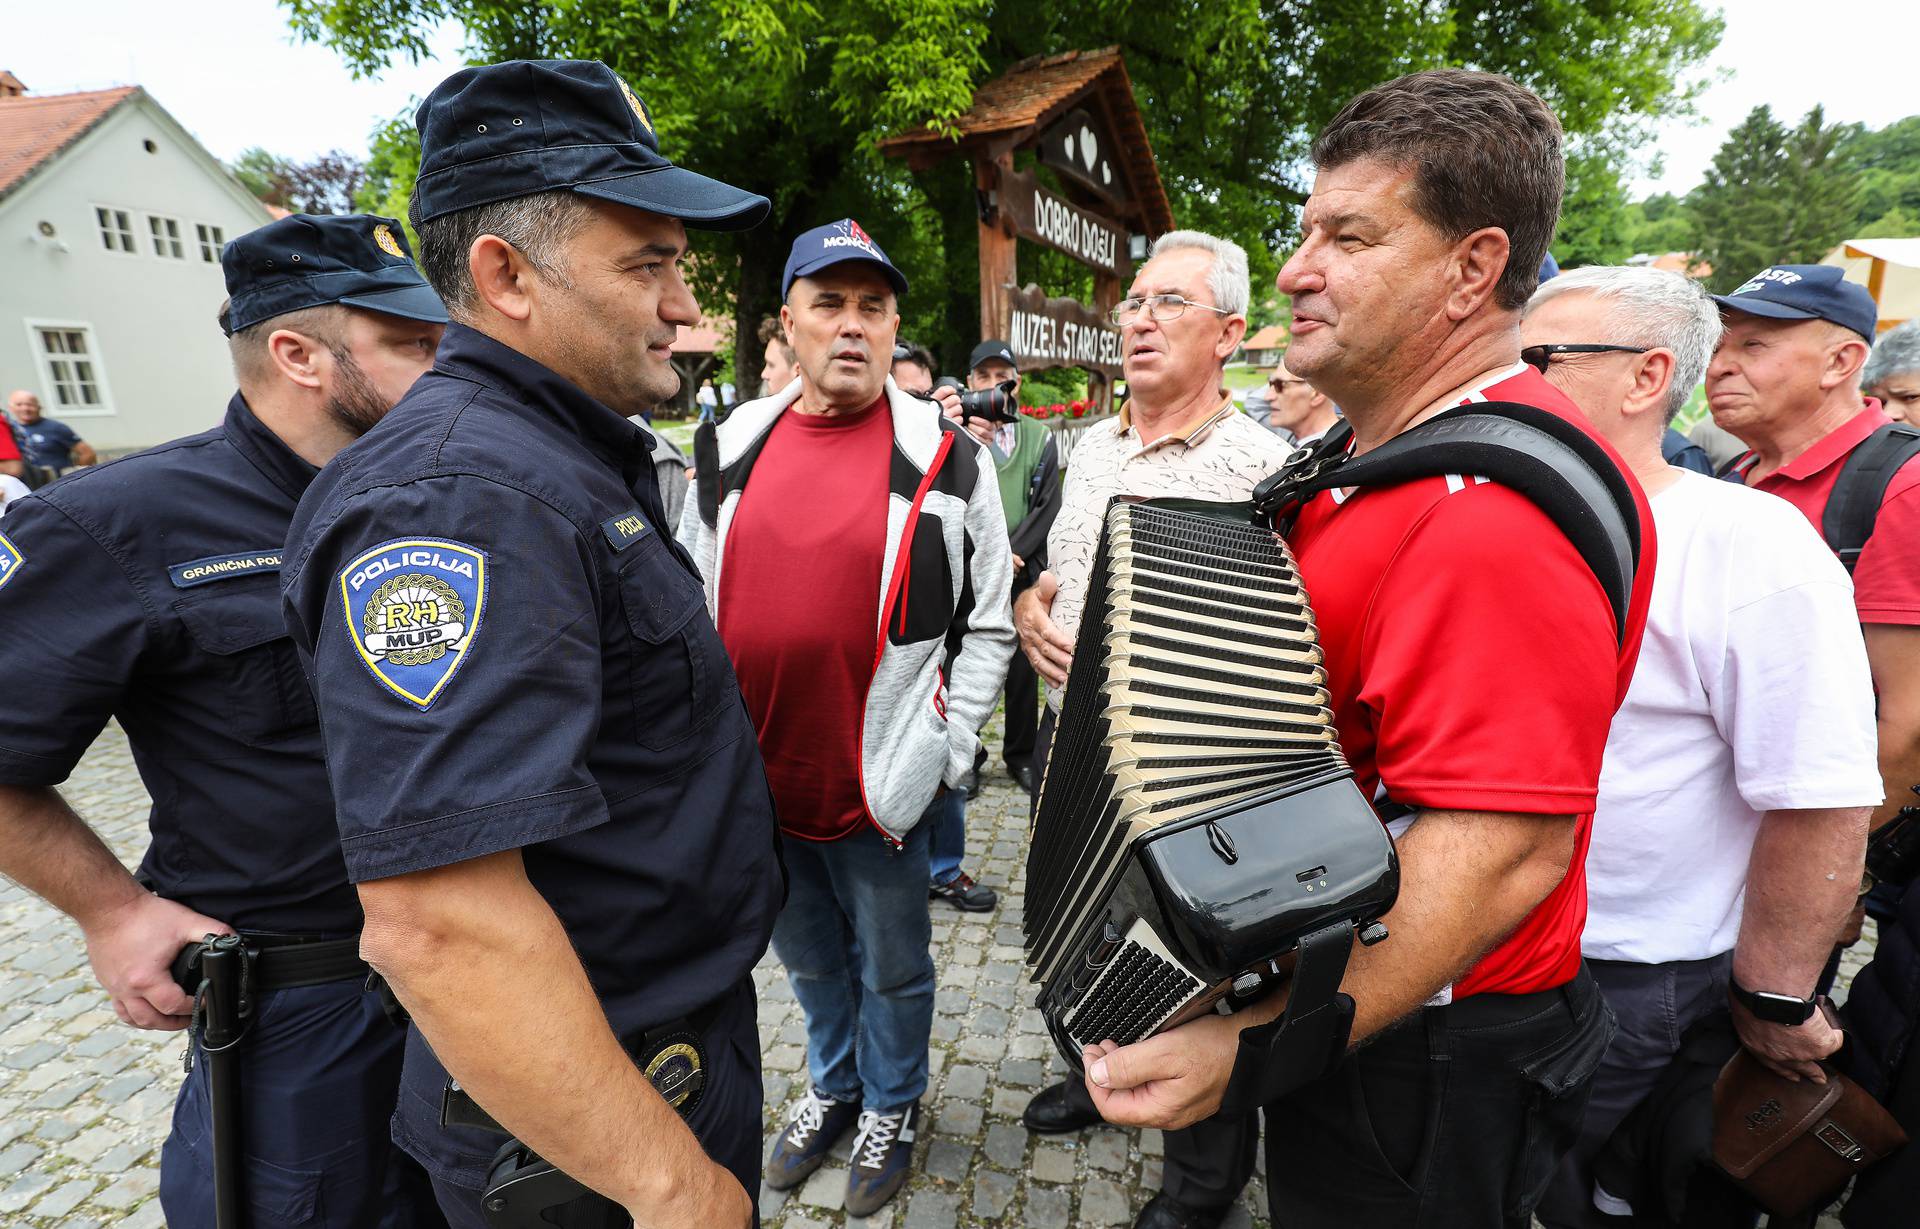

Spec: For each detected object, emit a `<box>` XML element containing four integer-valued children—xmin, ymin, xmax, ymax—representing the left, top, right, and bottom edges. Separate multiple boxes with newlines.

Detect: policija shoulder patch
<box><xmin>338</xmin><ymin>538</ymin><xmax>487</xmax><ymax>710</ymax></box>
<box><xmin>0</xmin><ymin>532</ymin><xmax>23</xmax><ymax>592</ymax></box>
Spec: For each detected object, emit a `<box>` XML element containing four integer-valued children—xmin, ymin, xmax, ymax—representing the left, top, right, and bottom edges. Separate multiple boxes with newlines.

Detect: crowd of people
<box><xmin>1</xmin><ymin>54</ymin><xmax>1918</xmax><ymax>1229</ymax></box>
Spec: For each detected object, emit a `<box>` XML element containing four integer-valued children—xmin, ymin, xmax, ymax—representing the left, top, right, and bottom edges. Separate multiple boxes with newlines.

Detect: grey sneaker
<box><xmin>764</xmin><ymin>1086</ymin><xmax>861</xmax><ymax>1191</ymax></box>
<box><xmin>844</xmin><ymin>1100</ymin><xmax>920</xmax><ymax>1215</ymax></box>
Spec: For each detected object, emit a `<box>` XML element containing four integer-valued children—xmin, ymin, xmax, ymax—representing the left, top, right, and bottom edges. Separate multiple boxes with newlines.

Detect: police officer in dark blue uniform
<box><xmin>278</xmin><ymin>60</ymin><xmax>784</xmax><ymax>1229</ymax></box>
<box><xmin>0</xmin><ymin>212</ymin><xmax>450</xmax><ymax>1228</ymax></box>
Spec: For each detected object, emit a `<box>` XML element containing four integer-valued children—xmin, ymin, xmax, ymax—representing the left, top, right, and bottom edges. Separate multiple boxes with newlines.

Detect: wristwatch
<box><xmin>1730</xmin><ymin>975</ymin><xmax>1818</xmax><ymax>1025</ymax></box>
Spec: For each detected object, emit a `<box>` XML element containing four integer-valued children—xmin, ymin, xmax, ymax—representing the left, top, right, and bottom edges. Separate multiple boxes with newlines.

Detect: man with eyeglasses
<box><xmin>1265</xmin><ymin>356</ymin><xmax>1338</xmax><ymax>446</ymax></box>
<box><xmin>1013</xmin><ymin>230</ymin><xmax>1292</xmax><ymax>1229</ymax></box>
<box><xmin>1519</xmin><ymin>342</ymin><xmax>1712</xmax><ymax>474</ymax></box>
<box><xmin>1520</xmin><ymin>265</ymin><xmax>1877</xmax><ymax>1228</ymax></box>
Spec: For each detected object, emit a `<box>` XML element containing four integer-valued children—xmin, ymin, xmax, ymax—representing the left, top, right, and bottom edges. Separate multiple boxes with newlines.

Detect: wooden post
<box><xmin>975</xmin><ymin>151</ymin><xmax>1017</xmax><ymax>344</ymax></box>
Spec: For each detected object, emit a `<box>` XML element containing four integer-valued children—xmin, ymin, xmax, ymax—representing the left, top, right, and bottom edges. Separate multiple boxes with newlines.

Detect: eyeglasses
<box><xmin>1110</xmin><ymin>294</ymin><xmax>1235</xmax><ymax>326</ymax></box>
<box><xmin>1521</xmin><ymin>343</ymin><xmax>1650</xmax><ymax>374</ymax></box>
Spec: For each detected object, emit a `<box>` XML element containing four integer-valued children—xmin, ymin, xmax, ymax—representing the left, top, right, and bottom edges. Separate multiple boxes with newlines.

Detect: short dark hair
<box><xmin>893</xmin><ymin>342</ymin><xmax>934</xmax><ymax>373</ymax></box>
<box><xmin>757</xmin><ymin>315</ymin><xmax>794</xmax><ymax>363</ymax></box>
<box><xmin>1312</xmin><ymin>69</ymin><xmax>1563</xmax><ymax>311</ymax></box>
<box><xmin>410</xmin><ymin>189</ymin><xmax>594</xmax><ymax>319</ymax></box>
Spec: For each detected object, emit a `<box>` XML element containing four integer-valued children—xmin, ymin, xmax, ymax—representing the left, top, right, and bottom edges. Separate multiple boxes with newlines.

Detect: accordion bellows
<box><xmin>1026</xmin><ymin>498</ymin><xmax>1398</xmax><ymax>1058</ymax></box>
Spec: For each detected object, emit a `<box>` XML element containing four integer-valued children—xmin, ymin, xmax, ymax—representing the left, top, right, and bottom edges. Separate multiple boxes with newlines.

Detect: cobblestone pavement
<box><xmin>0</xmin><ymin>718</ymin><xmax>1873</xmax><ymax>1227</ymax></box>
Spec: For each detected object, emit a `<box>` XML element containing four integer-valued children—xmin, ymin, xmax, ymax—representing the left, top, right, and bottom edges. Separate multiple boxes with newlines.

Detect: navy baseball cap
<box><xmin>968</xmin><ymin>340</ymin><xmax>1017</xmax><ymax>372</ymax></box>
<box><xmin>782</xmin><ymin>218</ymin><xmax>909</xmax><ymax>299</ymax></box>
<box><xmin>221</xmin><ymin>213</ymin><xmax>447</xmax><ymax>336</ymax></box>
<box><xmin>411</xmin><ymin>59</ymin><xmax>768</xmax><ymax>230</ymax></box>
<box><xmin>1713</xmin><ymin>264</ymin><xmax>1878</xmax><ymax>341</ymax></box>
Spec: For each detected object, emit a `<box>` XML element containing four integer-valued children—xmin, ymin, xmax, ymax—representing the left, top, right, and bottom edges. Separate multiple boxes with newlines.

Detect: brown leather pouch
<box><xmin>1711</xmin><ymin>1002</ymin><xmax>1908</xmax><ymax>1218</ymax></box>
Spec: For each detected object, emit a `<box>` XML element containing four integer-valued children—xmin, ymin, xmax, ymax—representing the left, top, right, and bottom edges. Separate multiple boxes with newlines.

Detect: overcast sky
<box><xmin>10</xmin><ymin>0</ymin><xmax>1915</xmax><ymax>200</ymax></box>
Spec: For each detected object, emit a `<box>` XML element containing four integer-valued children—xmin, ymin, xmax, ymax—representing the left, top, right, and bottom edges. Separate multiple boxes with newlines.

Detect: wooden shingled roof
<box><xmin>879</xmin><ymin>46</ymin><xmax>1174</xmax><ymax>237</ymax></box>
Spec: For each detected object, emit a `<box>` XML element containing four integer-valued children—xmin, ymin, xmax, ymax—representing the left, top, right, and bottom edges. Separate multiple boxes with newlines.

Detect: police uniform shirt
<box><xmin>0</xmin><ymin>396</ymin><xmax>358</xmax><ymax>934</ymax></box>
<box><xmin>280</xmin><ymin>323</ymin><xmax>783</xmax><ymax>1176</ymax></box>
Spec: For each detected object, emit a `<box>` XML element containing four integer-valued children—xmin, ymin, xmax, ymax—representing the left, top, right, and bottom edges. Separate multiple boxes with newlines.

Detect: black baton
<box><xmin>185</xmin><ymin>934</ymin><xmax>254</xmax><ymax>1229</ymax></box>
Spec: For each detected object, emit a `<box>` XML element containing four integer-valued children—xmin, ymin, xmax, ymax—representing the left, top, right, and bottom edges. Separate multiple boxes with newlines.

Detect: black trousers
<box><xmin>1266</xmin><ymin>966</ymin><xmax>1612</xmax><ymax>1229</ymax></box>
<box><xmin>1003</xmin><ymin>651</ymin><xmax>1040</xmax><ymax>774</ymax></box>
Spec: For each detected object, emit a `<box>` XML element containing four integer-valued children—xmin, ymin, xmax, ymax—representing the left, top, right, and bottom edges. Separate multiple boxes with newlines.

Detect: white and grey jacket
<box><xmin>677</xmin><ymin>378</ymin><xmax>1016</xmax><ymax>844</ymax></box>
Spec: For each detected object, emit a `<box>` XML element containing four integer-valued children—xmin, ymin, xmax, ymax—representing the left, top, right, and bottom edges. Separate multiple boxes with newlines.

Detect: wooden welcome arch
<box><xmin>880</xmin><ymin>47</ymin><xmax>1176</xmax><ymax>414</ymax></box>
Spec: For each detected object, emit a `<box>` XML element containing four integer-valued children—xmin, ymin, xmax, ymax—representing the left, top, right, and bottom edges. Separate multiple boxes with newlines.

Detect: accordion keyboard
<box><xmin>1025</xmin><ymin>499</ymin><xmax>1374</xmax><ymax>1050</ymax></box>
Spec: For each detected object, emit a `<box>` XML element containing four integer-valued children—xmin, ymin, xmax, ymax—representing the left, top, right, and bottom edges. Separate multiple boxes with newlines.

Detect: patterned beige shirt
<box><xmin>1046</xmin><ymin>394</ymin><xmax>1296</xmax><ymax>707</ymax></box>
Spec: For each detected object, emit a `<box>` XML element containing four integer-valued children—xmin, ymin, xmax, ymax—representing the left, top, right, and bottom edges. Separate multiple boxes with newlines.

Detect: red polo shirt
<box><xmin>1287</xmin><ymin>365</ymin><xmax>1655</xmax><ymax>998</ymax></box>
<box><xmin>1726</xmin><ymin>401</ymin><xmax>1920</xmax><ymax>625</ymax></box>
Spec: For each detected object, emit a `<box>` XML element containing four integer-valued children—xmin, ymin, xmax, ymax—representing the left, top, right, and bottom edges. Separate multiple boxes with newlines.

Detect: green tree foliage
<box><xmin>1688</xmin><ymin>105</ymin><xmax>1863</xmax><ymax>292</ymax></box>
<box><xmin>229</xmin><ymin>147</ymin><xmax>368</xmax><ymax>214</ymax></box>
<box><xmin>283</xmin><ymin>0</ymin><xmax>1719</xmax><ymax>389</ymax></box>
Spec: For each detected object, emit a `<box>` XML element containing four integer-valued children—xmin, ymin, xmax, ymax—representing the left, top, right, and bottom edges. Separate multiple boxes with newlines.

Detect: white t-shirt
<box><xmin>1584</xmin><ymin>470</ymin><xmax>1882</xmax><ymax>964</ymax></box>
<box><xmin>0</xmin><ymin>474</ymin><xmax>30</xmax><ymax>512</ymax></box>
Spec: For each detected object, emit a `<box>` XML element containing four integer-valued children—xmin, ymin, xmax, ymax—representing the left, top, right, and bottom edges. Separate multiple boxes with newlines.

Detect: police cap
<box><xmin>411</xmin><ymin>59</ymin><xmax>770</xmax><ymax>230</ymax></box>
<box><xmin>221</xmin><ymin>213</ymin><xmax>447</xmax><ymax>336</ymax></box>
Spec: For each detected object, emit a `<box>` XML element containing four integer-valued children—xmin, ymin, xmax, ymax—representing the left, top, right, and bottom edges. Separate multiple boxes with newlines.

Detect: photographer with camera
<box><xmin>927</xmin><ymin>344</ymin><xmax>1059</xmax><ymax>891</ymax></box>
<box><xmin>892</xmin><ymin>343</ymin><xmax>936</xmax><ymax>398</ymax></box>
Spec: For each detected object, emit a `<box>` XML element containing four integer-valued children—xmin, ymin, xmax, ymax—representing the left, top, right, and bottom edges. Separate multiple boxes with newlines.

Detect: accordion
<box><xmin>1025</xmin><ymin>497</ymin><xmax>1399</xmax><ymax>1062</ymax></box>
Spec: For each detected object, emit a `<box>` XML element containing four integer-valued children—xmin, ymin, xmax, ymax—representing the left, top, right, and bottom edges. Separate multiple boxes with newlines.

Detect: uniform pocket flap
<box><xmin>618</xmin><ymin>545</ymin><xmax>702</xmax><ymax>645</ymax></box>
<box><xmin>174</xmin><ymin>581</ymin><xmax>291</xmax><ymax>655</ymax></box>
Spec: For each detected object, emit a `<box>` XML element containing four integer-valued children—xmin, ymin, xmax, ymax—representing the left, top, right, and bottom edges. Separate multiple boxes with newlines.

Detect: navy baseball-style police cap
<box><xmin>1712</xmin><ymin>264</ymin><xmax>1878</xmax><ymax>341</ymax></box>
<box><xmin>221</xmin><ymin>213</ymin><xmax>447</xmax><ymax>336</ymax></box>
<box><xmin>782</xmin><ymin>218</ymin><xmax>909</xmax><ymax>300</ymax></box>
<box><xmin>412</xmin><ymin>59</ymin><xmax>769</xmax><ymax>230</ymax></box>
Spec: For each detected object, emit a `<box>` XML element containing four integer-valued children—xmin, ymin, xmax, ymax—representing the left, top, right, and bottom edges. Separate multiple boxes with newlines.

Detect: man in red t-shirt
<box><xmin>1710</xmin><ymin>265</ymin><xmax>1920</xmax><ymax>846</ymax></box>
<box><xmin>0</xmin><ymin>416</ymin><xmax>24</xmax><ymax>481</ymax></box>
<box><xmin>1079</xmin><ymin>70</ymin><xmax>1655</xmax><ymax>1229</ymax></box>
<box><xmin>677</xmin><ymin>220</ymin><xmax>1014</xmax><ymax>1217</ymax></box>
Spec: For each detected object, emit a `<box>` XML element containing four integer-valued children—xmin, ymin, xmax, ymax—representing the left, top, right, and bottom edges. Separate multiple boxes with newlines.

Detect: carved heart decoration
<box><xmin>1064</xmin><ymin>133</ymin><xmax>1075</xmax><ymax>161</ymax></box>
<box><xmin>1080</xmin><ymin>126</ymin><xmax>1098</xmax><ymax>171</ymax></box>
<box><xmin>1102</xmin><ymin>163</ymin><xmax>1112</xmax><ymax>185</ymax></box>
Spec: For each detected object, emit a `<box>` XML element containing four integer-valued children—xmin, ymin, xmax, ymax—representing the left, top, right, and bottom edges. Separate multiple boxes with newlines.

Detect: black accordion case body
<box><xmin>1025</xmin><ymin>497</ymin><xmax>1399</xmax><ymax>1062</ymax></box>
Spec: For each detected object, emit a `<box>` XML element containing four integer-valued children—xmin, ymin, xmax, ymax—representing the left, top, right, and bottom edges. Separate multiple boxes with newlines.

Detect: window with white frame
<box><xmin>147</xmin><ymin>214</ymin><xmax>185</xmax><ymax>259</ymax></box>
<box><xmin>95</xmin><ymin>206</ymin><xmax>135</xmax><ymax>253</ymax></box>
<box><xmin>195</xmin><ymin>222</ymin><xmax>226</xmax><ymax>262</ymax></box>
<box><xmin>29</xmin><ymin>324</ymin><xmax>112</xmax><ymax>414</ymax></box>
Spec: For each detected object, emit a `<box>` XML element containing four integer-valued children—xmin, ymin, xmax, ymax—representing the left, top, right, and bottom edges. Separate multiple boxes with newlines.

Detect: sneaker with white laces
<box><xmin>763</xmin><ymin>1086</ymin><xmax>861</xmax><ymax>1191</ymax></box>
<box><xmin>844</xmin><ymin>1099</ymin><xmax>920</xmax><ymax>1215</ymax></box>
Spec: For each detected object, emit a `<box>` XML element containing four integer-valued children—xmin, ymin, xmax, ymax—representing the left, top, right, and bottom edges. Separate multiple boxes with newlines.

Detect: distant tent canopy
<box><xmin>1823</xmin><ymin>238</ymin><xmax>1920</xmax><ymax>332</ymax></box>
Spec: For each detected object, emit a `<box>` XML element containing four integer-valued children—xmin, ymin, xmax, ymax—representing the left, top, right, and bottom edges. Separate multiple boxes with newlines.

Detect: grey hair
<box><xmin>1146</xmin><ymin>230</ymin><xmax>1250</xmax><ymax>316</ymax></box>
<box><xmin>1864</xmin><ymin>320</ymin><xmax>1920</xmax><ymax>391</ymax></box>
<box><xmin>1526</xmin><ymin>265</ymin><xmax>1721</xmax><ymax>423</ymax></box>
<box><xmin>410</xmin><ymin>189</ymin><xmax>595</xmax><ymax>318</ymax></box>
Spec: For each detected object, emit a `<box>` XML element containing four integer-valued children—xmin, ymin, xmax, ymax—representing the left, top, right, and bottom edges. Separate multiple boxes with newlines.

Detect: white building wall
<box><xmin>0</xmin><ymin>96</ymin><xmax>272</xmax><ymax>454</ymax></box>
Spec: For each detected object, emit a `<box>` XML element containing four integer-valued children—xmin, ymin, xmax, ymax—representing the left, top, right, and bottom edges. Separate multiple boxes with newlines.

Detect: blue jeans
<box><xmin>926</xmin><ymin>785</ymin><xmax>969</xmax><ymax>886</ymax></box>
<box><xmin>770</xmin><ymin>805</ymin><xmax>937</xmax><ymax>1110</ymax></box>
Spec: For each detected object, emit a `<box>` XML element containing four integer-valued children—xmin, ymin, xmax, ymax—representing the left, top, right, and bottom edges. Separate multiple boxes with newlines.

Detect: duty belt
<box><xmin>170</xmin><ymin>932</ymin><xmax>368</xmax><ymax>998</ymax></box>
<box><xmin>440</xmin><ymin>993</ymin><xmax>726</xmax><ymax>1134</ymax></box>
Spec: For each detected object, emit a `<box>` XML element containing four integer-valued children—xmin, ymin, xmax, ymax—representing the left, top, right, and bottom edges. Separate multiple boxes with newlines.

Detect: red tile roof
<box><xmin>1244</xmin><ymin>324</ymin><xmax>1289</xmax><ymax>352</ymax></box>
<box><xmin>0</xmin><ymin>85</ymin><xmax>138</xmax><ymax>202</ymax></box>
<box><xmin>879</xmin><ymin>47</ymin><xmax>1174</xmax><ymax>236</ymax></box>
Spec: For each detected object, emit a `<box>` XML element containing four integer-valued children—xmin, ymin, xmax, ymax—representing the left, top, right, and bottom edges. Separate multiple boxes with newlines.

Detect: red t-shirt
<box><xmin>1287</xmin><ymin>365</ymin><xmax>1654</xmax><ymax>997</ymax></box>
<box><xmin>1727</xmin><ymin>401</ymin><xmax>1920</xmax><ymax>626</ymax></box>
<box><xmin>0</xmin><ymin>425</ymin><xmax>19</xmax><ymax>462</ymax></box>
<box><xmin>719</xmin><ymin>397</ymin><xmax>892</xmax><ymax>840</ymax></box>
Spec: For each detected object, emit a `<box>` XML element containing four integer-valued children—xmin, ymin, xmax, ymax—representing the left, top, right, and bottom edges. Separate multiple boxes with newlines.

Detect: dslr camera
<box><xmin>934</xmin><ymin>376</ymin><xmax>1021</xmax><ymax>424</ymax></box>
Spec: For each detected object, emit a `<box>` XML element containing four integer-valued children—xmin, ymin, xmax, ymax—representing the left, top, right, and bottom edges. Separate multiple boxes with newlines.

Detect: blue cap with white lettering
<box><xmin>782</xmin><ymin>218</ymin><xmax>909</xmax><ymax>300</ymax></box>
<box><xmin>1712</xmin><ymin>264</ymin><xmax>1878</xmax><ymax>342</ymax></box>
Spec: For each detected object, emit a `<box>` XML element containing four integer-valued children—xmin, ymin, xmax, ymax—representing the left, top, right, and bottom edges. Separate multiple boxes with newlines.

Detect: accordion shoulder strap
<box><xmin>1252</xmin><ymin>401</ymin><xmax>1642</xmax><ymax>646</ymax></box>
<box><xmin>1218</xmin><ymin>919</ymin><xmax>1358</xmax><ymax>1115</ymax></box>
